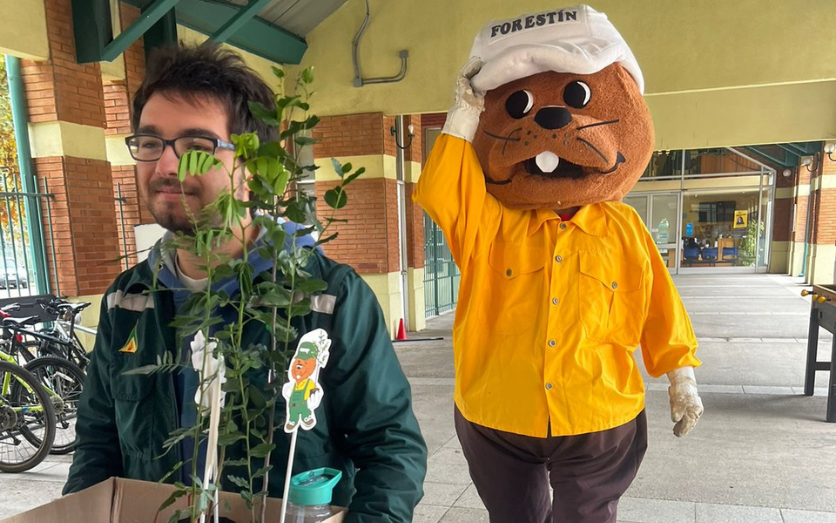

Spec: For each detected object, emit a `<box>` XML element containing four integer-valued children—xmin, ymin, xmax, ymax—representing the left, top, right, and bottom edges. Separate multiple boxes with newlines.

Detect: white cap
<box><xmin>469</xmin><ymin>5</ymin><xmax>645</xmax><ymax>94</ymax></box>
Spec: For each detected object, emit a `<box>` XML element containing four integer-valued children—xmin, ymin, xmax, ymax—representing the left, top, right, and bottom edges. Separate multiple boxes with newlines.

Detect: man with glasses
<box><xmin>64</xmin><ymin>44</ymin><xmax>427</xmax><ymax>523</ymax></box>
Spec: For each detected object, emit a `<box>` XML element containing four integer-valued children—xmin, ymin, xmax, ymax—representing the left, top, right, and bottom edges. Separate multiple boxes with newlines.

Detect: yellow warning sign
<box><xmin>734</xmin><ymin>210</ymin><xmax>748</xmax><ymax>229</ymax></box>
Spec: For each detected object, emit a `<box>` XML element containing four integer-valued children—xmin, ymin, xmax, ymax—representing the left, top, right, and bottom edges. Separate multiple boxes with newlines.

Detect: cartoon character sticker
<box><xmin>282</xmin><ymin>328</ymin><xmax>331</xmax><ymax>433</ymax></box>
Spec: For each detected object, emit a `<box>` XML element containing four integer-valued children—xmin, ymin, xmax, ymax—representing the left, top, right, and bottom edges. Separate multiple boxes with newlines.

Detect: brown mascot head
<box><xmin>469</xmin><ymin>5</ymin><xmax>654</xmax><ymax>211</ymax></box>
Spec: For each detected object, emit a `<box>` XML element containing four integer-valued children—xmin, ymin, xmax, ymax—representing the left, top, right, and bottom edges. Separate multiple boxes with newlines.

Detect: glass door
<box><xmin>623</xmin><ymin>192</ymin><xmax>681</xmax><ymax>274</ymax></box>
<box><xmin>680</xmin><ymin>188</ymin><xmax>764</xmax><ymax>273</ymax></box>
<box><xmin>649</xmin><ymin>193</ymin><xmax>681</xmax><ymax>273</ymax></box>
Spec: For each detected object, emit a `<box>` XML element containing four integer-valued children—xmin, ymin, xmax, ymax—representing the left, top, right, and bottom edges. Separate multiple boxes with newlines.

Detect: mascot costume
<box><xmin>414</xmin><ymin>5</ymin><xmax>704</xmax><ymax>522</ymax></box>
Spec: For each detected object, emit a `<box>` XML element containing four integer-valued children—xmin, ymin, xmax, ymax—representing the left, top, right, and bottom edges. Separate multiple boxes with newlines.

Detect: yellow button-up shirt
<box><xmin>414</xmin><ymin>134</ymin><xmax>700</xmax><ymax>437</ymax></box>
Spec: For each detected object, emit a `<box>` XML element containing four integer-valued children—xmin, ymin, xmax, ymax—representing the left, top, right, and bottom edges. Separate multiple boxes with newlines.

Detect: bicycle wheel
<box><xmin>23</xmin><ymin>356</ymin><xmax>85</xmax><ymax>455</ymax></box>
<box><xmin>33</xmin><ymin>334</ymin><xmax>89</xmax><ymax>372</ymax></box>
<box><xmin>0</xmin><ymin>360</ymin><xmax>56</xmax><ymax>472</ymax></box>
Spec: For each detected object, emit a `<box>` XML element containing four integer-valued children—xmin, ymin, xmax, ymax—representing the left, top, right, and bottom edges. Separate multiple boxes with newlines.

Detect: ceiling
<box><xmin>228</xmin><ymin>0</ymin><xmax>351</xmax><ymax>37</ymax></box>
<box><xmin>111</xmin><ymin>0</ymin><xmax>353</xmax><ymax>64</ymax></box>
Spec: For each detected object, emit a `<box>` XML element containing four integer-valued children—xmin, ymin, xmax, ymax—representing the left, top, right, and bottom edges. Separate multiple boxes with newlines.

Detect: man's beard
<box><xmin>147</xmin><ymin>177</ymin><xmax>247</xmax><ymax>235</ymax></box>
<box><xmin>147</xmin><ymin>178</ymin><xmax>203</xmax><ymax>235</ymax></box>
<box><xmin>151</xmin><ymin>204</ymin><xmax>197</xmax><ymax>235</ymax></box>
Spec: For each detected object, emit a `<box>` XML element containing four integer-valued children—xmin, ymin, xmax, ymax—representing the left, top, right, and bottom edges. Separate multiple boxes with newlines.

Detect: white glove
<box><xmin>441</xmin><ymin>57</ymin><xmax>485</xmax><ymax>142</ymax></box>
<box><xmin>666</xmin><ymin>366</ymin><xmax>704</xmax><ymax>437</ymax></box>
<box><xmin>281</xmin><ymin>381</ymin><xmax>293</xmax><ymax>400</ymax></box>
<box><xmin>308</xmin><ymin>388</ymin><xmax>323</xmax><ymax>409</ymax></box>
<box><xmin>190</xmin><ymin>331</ymin><xmax>227</xmax><ymax>410</ymax></box>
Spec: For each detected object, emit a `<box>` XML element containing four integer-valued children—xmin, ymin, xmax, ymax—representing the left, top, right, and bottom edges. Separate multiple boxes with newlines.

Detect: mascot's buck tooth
<box><xmin>414</xmin><ymin>5</ymin><xmax>704</xmax><ymax>523</ymax></box>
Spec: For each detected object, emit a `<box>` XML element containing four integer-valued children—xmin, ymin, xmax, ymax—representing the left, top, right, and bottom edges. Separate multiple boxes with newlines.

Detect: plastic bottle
<box><xmin>286</xmin><ymin>502</ymin><xmax>332</xmax><ymax>523</ymax></box>
<box><xmin>285</xmin><ymin>467</ymin><xmax>343</xmax><ymax>523</ymax></box>
<box><xmin>657</xmin><ymin>218</ymin><xmax>670</xmax><ymax>244</ymax></box>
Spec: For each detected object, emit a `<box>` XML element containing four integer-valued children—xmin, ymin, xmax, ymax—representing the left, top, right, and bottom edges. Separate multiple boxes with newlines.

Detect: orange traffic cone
<box><xmin>395</xmin><ymin>319</ymin><xmax>408</xmax><ymax>341</ymax></box>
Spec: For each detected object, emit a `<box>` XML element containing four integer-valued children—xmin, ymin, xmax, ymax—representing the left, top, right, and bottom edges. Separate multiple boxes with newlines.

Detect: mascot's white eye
<box><xmin>563</xmin><ymin>81</ymin><xmax>591</xmax><ymax>109</ymax></box>
<box><xmin>505</xmin><ymin>90</ymin><xmax>534</xmax><ymax>119</ymax></box>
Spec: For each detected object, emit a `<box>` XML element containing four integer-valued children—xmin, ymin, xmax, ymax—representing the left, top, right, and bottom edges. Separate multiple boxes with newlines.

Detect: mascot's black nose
<box><xmin>534</xmin><ymin>106</ymin><xmax>573</xmax><ymax>130</ymax></box>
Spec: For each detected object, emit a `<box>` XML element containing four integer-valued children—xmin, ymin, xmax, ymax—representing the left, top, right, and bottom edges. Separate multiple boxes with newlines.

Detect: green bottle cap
<box><xmin>288</xmin><ymin>468</ymin><xmax>342</xmax><ymax>506</ymax></box>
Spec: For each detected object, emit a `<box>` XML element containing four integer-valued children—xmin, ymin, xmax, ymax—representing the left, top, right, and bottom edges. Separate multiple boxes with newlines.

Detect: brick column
<box><xmin>20</xmin><ymin>0</ymin><xmax>121</xmax><ymax>297</ymax></box>
<box><xmin>103</xmin><ymin>4</ymin><xmax>153</xmax><ymax>267</ymax></box>
<box><xmin>809</xmin><ymin>149</ymin><xmax>836</xmax><ymax>284</ymax></box>
<box><xmin>312</xmin><ymin>113</ymin><xmax>406</xmax><ymax>336</ymax></box>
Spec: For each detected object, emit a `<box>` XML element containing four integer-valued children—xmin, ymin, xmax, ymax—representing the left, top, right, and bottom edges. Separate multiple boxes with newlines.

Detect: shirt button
<box><xmin>548</xmin><ymin>339</ymin><xmax>556</xmax><ymax>347</ymax></box>
<box><xmin>506</xmin><ymin>269</ymin><xmax>512</xmax><ymax>277</ymax></box>
<box><xmin>555</xmin><ymin>255</ymin><xmax>563</xmax><ymax>263</ymax></box>
<box><xmin>552</xmin><ymin>298</ymin><xmax>559</xmax><ymax>305</ymax></box>
<box><xmin>559</xmin><ymin>223</ymin><xmax>567</xmax><ymax>230</ymax></box>
<box><xmin>545</xmin><ymin>383</ymin><xmax>553</xmax><ymax>390</ymax></box>
<box><xmin>611</xmin><ymin>281</ymin><xmax>618</xmax><ymax>289</ymax></box>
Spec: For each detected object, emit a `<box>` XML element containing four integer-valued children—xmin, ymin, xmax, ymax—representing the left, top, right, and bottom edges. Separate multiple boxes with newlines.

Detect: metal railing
<box><xmin>0</xmin><ymin>174</ymin><xmax>55</xmax><ymax>299</ymax></box>
<box><xmin>423</xmin><ymin>212</ymin><xmax>460</xmax><ymax>318</ymax></box>
<box><xmin>115</xmin><ymin>182</ymin><xmax>129</xmax><ymax>270</ymax></box>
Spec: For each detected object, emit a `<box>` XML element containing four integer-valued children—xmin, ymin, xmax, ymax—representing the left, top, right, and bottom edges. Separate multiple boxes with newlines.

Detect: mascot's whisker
<box><xmin>597</xmin><ymin>152</ymin><xmax>626</xmax><ymax>175</ymax></box>
<box><xmin>483</xmin><ymin>128</ymin><xmax>522</xmax><ymax>155</ymax></box>
<box><xmin>576</xmin><ymin>119</ymin><xmax>620</xmax><ymax>131</ymax></box>
<box><xmin>576</xmin><ymin>137</ymin><xmax>608</xmax><ymax>162</ymax></box>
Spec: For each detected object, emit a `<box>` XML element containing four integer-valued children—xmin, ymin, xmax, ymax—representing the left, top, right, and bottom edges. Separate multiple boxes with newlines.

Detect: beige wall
<box><xmin>70</xmin><ymin>295</ymin><xmax>103</xmax><ymax>352</ymax></box>
<box><xmin>361</xmin><ymin>272</ymin><xmax>404</xmax><ymax>338</ymax></box>
<box><xmin>0</xmin><ymin>0</ymin><xmax>50</xmax><ymax>60</ymax></box>
<box><xmin>294</xmin><ymin>0</ymin><xmax>836</xmax><ymax>150</ymax></box>
<box><xmin>649</xmin><ymin>81</ymin><xmax>836</xmax><ymax>150</ymax></box>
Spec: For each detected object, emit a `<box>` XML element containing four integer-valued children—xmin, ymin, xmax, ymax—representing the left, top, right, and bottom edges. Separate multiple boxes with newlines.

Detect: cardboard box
<box><xmin>1</xmin><ymin>478</ymin><xmax>346</xmax><ymax>523</ymax></box>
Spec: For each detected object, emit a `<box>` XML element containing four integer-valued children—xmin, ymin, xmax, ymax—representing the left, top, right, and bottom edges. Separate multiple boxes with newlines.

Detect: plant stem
<box><xmin>258</xmin><ymin>194</ymin><xmax>282</xmax><ymax>523</ymax></box>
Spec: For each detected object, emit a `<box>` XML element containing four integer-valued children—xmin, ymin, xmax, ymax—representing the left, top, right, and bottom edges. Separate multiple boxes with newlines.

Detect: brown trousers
<box><xmin>455</xmin><ymin>408</ymin><xmax>647</xmax><ymax>523</ymax></box>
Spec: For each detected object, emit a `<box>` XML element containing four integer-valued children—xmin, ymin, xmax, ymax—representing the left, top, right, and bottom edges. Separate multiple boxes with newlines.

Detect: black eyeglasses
<box><xmin>124</xmin><ymin>135</ymin><xmax>235</xmax><ymax>162</ymax></box>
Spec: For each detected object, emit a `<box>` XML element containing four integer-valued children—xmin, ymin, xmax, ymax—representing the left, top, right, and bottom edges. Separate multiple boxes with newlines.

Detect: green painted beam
<box><xmin>774</xmin><ymin>144</ymin><xmax>801</xmax><ymax>160</ymax></box>
<box><xmin>72</xmin><ymin>0</ymin><xmax>114</xmax><ymax>63</ymax></box>
<box><xmin>102</xmin><ymin>0</ymin><xmax>183</xmax><ymax>61</ymax></box>
<box><xmin>175</xmin><ymin>0</ymin><xmax>307</xmax><ymax>64</ymax></box>
<box><xmin>144</xmin><ymin>8</ymin><xmax>179</xmax><ymax>60</ymax></box>
<box><xmin>72</xmin><ymin>0</ymin><xmax>182</xmax><ymax>63</ymax></box>
<box><xmin>120</xmin><ymin>0</ymin><xmax>151</xmax><ymax>8</ymax></box>
<box><xmin>208</xmin><ymin>0</ymin><xmax>274</xmax><ymax>44</ymax></box>
<box><xmin>784</xmin><ymin>142</ymin><xmax>818</xmax><ymax>156</ymax></box>
<box><xmin>117</xmin><ymin>0</ymin><xmax>307</xmax><ymax>64</ymax></box>
<box><xmin>742</xmin><ymin>146</ymin><xmax>791</xmax><ymax>168</ymax></box>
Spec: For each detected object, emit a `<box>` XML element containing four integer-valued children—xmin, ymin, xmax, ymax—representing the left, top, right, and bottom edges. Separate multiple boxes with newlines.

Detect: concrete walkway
<box><xmin>399</xmin><ymin>273</ymin><xmax>836</xmax><ymax>523</ymax></box>
<box><xmin>1</xmin><ymin>273</ymin><xmax>834</xmax><ymax>523</ymax></box>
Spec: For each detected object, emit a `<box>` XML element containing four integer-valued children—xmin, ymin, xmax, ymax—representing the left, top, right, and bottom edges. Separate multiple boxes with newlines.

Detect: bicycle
<box><xmin>34</xmin><ymin>297</ymin><xmax>91</xmax><ymax>370</ymax></box>
<box><xmin>0</xmin><ymin>316</ymin><xmax>85</xmax><ymax>455</ymax></box>
<box><xmin>0</xmin><ymin>359</ymin><xmax>56</xmax><ymax>472</ymax></box>
<box><xmin>21</xmin><ymin>356</ymin><xmax>84</xmax><ymax>455</ymax></box>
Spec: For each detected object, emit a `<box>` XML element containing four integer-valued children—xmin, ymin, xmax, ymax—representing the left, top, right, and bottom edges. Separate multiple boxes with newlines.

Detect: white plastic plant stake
<box><xmin>279</xmin><ymin>329</ymin><xmax>332</xmax><ymax>523</ymax></box>
<box><xmin>190</xmin><ymin>330</ymin><xmax>227</xmax><ymax>523</ymax></box>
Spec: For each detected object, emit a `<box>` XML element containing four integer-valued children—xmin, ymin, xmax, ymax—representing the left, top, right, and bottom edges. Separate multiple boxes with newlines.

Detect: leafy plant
<box><xmin>138</xmin><ymin>66</ymin><xmax>362</xmax><ymax>523</ymax></box>
<box><xmin>738</xmin><ymin>217</ymin><xmax>763</xmax><ymax>267</ymax></box>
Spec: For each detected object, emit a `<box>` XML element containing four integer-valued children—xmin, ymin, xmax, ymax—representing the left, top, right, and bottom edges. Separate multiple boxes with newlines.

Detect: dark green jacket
<box><xmin>64</xmin><ymin>252</ymin><xmax>427</xmax><ymax>522</ymax></box>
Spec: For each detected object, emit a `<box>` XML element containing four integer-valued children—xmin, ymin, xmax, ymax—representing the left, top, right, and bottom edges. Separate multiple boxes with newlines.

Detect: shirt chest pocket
<box><xmin>478</xmin><ymin>244</ymin><xmax>546</xmax><ymax>335</ymax></box>
<box><xmin>578</xmin><ymin>251</ymin><xmax>646</xmax><ymax>347</ymax></box>
<box><xmin>110</xmin><ymin>330</ymin><xmax>158</xmax><ymax>454</ymax></box>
